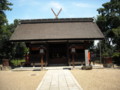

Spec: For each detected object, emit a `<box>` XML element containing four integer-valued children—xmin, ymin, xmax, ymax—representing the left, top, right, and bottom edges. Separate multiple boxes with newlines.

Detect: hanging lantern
<box><xmin>40</xmin><ymin>48</ymin><xmax>44</xmax><ymax>54</ymax></box>
<box><xmin>71</xmin><ymin>48</ymin><xmax>76</xmax><ymax>53</ymax></box>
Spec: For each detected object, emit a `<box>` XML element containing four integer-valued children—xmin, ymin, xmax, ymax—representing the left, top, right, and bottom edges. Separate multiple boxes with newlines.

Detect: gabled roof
<box><xmin>10</xmin><ymin>18</ymin><xmax>104</xmax><ymax>41</ymax></box>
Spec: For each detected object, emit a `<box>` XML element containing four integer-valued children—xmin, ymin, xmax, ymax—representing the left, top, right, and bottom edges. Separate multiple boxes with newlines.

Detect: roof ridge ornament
<box><xmin>51</xmin><ymin>8</ymin><xmax>62</xmax><ymax>19</ymax></box>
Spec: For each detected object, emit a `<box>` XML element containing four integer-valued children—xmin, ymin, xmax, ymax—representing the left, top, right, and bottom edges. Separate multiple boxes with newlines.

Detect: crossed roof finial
<box><xmin>51</xmin><ymin>8</ymin><xmax>62</xmax><ymax>19</ymax></box>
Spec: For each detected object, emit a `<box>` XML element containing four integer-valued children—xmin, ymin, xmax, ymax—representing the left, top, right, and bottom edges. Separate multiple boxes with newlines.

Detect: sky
<box><xmin>6</xmin><ymin>0</ymin><xmax>110</xmax><ymax>24</ymax></box>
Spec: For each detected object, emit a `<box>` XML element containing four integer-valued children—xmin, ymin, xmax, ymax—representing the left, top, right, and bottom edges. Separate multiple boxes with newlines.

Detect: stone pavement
<box><xmin>36</xmin><ymin>70</ymin><xmax>83</xmax><ymax>90</ymax></box>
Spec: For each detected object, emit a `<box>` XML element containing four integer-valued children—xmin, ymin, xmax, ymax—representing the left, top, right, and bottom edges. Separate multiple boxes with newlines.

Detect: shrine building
<box><xmin>10</xmin><ymin>18</ymin><xmax>104</xmax><ymax>67</ymax></box>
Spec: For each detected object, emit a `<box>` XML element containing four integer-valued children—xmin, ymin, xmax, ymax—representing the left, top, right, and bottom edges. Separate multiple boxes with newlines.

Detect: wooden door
<box><xmin>48</xmin><ymin>43</ymin><xmax>67</xmax><ymax>65</ymax></box>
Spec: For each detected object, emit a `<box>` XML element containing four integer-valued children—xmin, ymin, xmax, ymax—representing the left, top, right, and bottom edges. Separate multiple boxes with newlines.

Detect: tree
<box><xmin>0</xmin><ymin>0</ymin><xmax>12</xmax><ymax>62</ymax></box>
<box><xmin>0</xmin><ymin>1</ymin><xmax>27</xmax><ymax>62</ymax></box>
<box><xmin>8</xmin><ymin>19</ymin><xmax>28</xmax><ymax>59</ymax></box>
<box><xmin>0</xmin><ymin>0</ymin><xmax>12</xmax><ymax>31</ymax></box>
<box><xmin>96</xmin><ymin>0</ymin><xmax>120</xmax><ymax>58</ymax></box>
<box><xmin>112</xmin><ymin>27</ymin><xmax>120</xmax><ymax>50</ymax></box>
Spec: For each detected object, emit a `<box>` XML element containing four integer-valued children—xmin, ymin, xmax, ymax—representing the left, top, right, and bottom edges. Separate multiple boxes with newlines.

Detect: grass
<box><xmin>10</xmin><ymin>59</ymin><xmax>25</xmax><ymax>66</ymax></box>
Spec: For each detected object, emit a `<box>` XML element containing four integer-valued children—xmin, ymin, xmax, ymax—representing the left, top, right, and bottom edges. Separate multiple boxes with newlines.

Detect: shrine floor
<box><xmin>12</xmin><ymin>64</ymin><xmax>104</xmax><ymax>71</ymax></box>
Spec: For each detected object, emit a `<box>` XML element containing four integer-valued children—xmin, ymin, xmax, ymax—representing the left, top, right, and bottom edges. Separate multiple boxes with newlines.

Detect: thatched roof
<box><xmin>10</xmin><ymin>18</ymin><xmax>104</xmax><ymax>41</ymax></box>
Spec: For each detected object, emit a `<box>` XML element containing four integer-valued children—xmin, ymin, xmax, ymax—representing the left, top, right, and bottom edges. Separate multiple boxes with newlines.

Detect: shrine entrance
<box><xmin>48</xmin><ymin>43</ymin><xmax>68</xmax><ymax>65</ymax></box>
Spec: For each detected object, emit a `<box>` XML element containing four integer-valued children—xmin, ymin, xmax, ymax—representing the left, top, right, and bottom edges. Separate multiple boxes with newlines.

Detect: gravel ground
<box><xmin>0</xmin><ymin>68</ymin><xmax>120</xmax><ymax>90</ymax></box>
<box><xmin>71</xmin><ymin>68</ymin><xmax>120</xmax><ymax>90</ymax></box>
<box><xmin>0</xmin><ymin>70</ymin><xmax>46</xmax><ymax>90</ymax></box>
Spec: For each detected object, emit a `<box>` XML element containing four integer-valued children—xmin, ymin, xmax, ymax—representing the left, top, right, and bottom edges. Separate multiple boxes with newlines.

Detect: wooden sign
<box><xmin>85</xmin><ymin>49</ymin><xmax>89</xmax><ymax>66</ymax></box>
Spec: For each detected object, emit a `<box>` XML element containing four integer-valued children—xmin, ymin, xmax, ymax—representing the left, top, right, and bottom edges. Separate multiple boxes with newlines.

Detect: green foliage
<box><xmin>0</xmin><ymin>0</ymin><xmax>27</xmax><ymax>61</ymax></box>
<box><xmin>112</xmin><ymin>52</ymin><xmax>120</xmax><ymax>65</ymax></box>
<box><xmin>112</xmin><ymin>52</ymin><xmax>120</xmax><ymax>58</ymax></box>
<box><xmin>0</xmin><ymin>0</ymin><xmax>12</xmax><ymax>26</ymax></box>
<box><xmin>0</xmin><ymin>12</ymin><xmax>7</xmax><ymax>26</ymax></box>
<box><xmin>0</xmin><ymin>19</ymin><xmax>28</xmax><ymax>59</ymax></box>
<box><xmin>14</xmin><ymin>42</ymin><xmax>28</xmax><ymax>59</ymax></box>
<box><xmin>112</xmin><ymin>27</ymin><xmax>120</xmax><ymax>49</ymax></box>
<box><xmin>0</xmin><ymin>0</ymin><xmax>13</xmax><ymax>60</ymax></box>
<box><xmin>10</xmin><ymin>59</ymin><xmax>25</xmax><ymax>66</ymax></box>
<box><xmin>0</xmin><ymin>19</ymin><xmax>28</xmax><ymax>60</ymax></box>
<box><xmin>96</xmin><ymin>0</ymin><xmax>120</xmax><ymax>58</ymax></box>
<box><xmin>0</xmin><ymin>0</ymin><xmax>12</xmax><ymax>10</ymax></box>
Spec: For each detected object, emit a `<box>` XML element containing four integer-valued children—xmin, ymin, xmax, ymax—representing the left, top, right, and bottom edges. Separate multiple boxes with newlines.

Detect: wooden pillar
<box><xmin>45</xmin><ymin>48</ymin><xmax>48</xmax><ymax>67</ymax></box>
<box><xmin>99</xmin><ymin>40</ymin><xmax>102</xmax><ymax>64</ymax></box>
<box><xmin>46</xmin><ymin>44</ymin><xmax>49</xmax><ymax>66</ymax></box>
<box><xmin>40</xmin><ymin>54</ymin><xmax>44</xmax><ymax>70</ymax></box>
<box><xmin>67</xmin><ymin>42</ymin><xmax>70</xmax><ymax>66</ymax></box>
<box><xmin>68</xmin><ymin>53</ymin><xmax>70</xmax><ymax>66</ymax></box>
<box><xmin>40</xmin><ymin>48</ymin><xmax>45</xmax><ymax>70</ymax></box>
<box><xmin>71</xmin><ymin>47</ymin><xmax>76</xmax><ymax>68</ymax></box>
<box><xmin>72</xmin><ymin>53</ymin><xmax>75</xmax><ymax>68</ymax></box>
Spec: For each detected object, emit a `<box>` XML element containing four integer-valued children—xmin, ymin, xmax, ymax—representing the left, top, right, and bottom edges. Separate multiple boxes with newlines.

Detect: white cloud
<box><xmin>73</xmin><ymin>2</ymin><xmax>96</xmax><ymax>8</ymax></box>
<box><xmin>16</xmin><ymin>0</ymin><xmax>41</xmax><ymax>6</ymax></box>
<box><xmin>48</xmin><ymin>1</ymin><xmax>64</xmax><ymax>10</ymax></box>
<box><xmin>41</xmin><ymin>1</ymin><xmax>65</xmax><ymax>18</ymax></box>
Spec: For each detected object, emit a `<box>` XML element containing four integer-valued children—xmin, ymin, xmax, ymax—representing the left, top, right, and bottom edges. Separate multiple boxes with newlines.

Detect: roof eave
<box><xmin>10</xmin><ymin>37</ymin><xmax>104</xmax><ymax>42</ymax></box>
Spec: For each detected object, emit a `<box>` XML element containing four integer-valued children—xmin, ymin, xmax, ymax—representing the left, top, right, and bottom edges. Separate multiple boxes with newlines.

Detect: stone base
<box><xmin>103</xmin><ymin>63</ymin><xmax>113</xmax><ymax>68</ymax></box>
<box><xmin>81</xmin><ymin>65</ymin><xmax>92</xmax><ymax>70</ymax></box>
<box><xmin>0</xmin><ymin>66</ymin><xmax>11</xmax><ymax>71</ymax></box>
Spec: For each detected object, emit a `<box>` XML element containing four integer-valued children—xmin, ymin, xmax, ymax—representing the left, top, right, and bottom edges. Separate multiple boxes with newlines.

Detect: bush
<box><xmin>112</xmin><ymin>52</ymin><xmax>120</xmax><ymax>65</ymax></box>
<box><xmin>10</xmin><ymin>59</ymin><xmax>25</xmax><ymax>66</ymax></box>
